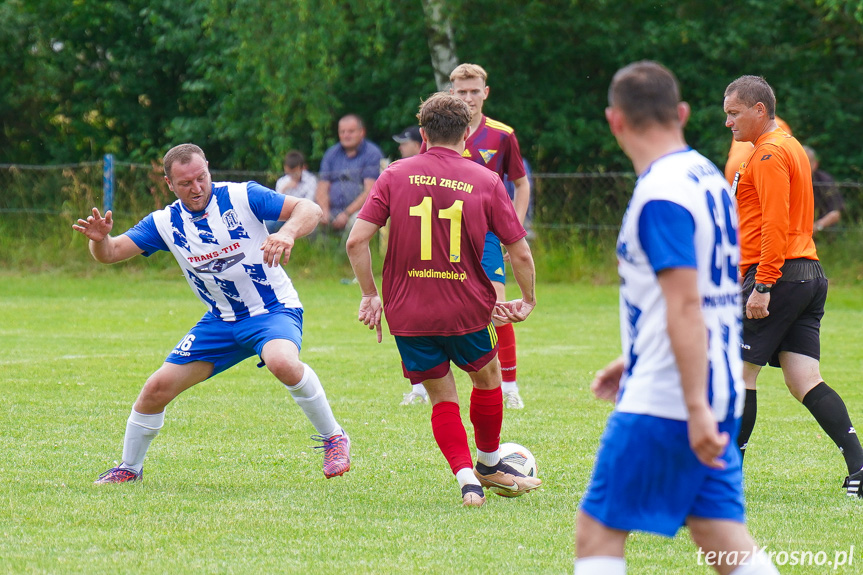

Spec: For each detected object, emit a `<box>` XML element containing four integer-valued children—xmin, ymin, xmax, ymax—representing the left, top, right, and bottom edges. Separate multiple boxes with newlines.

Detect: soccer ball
<box><xmin>491</xmin><ymin>442</ymin><xmax>538</xmax><ymax>498</ymax></box>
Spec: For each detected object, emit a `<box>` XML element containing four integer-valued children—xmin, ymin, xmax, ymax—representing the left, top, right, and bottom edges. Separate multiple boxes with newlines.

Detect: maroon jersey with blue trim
<box><xmin>358</xmin><ymin>147</ymin><xmax>526</xmax><ymax>336</ymax></box>
<box><xmin>421</xmin><ymin>115</ymin><xmax>527</xmax><ymax>181</ymax></box>
<box><xmin>463</xmin><ymin>115</ymin><xmax>527</xmax><ymax>181</ymax></box>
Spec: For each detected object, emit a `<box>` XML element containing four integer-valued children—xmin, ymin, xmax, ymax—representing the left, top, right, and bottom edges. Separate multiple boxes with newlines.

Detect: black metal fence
<box><xmin>3</xmin><ymin>162</ymin><xmax>862</xmax><ymax>239</ymax></box>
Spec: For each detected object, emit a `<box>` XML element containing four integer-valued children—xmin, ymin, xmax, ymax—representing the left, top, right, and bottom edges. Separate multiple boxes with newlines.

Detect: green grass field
<box><xmin>2</xmin><ymin>269</ymin><xmax>862</xmax><ymax>574</ymax></box>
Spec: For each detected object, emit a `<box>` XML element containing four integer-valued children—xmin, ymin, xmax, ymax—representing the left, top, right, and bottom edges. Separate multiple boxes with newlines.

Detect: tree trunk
<box><xmin>421</xmin><ymin>0</ymin><xmax>459</xmax><ymax>91</ymax></box>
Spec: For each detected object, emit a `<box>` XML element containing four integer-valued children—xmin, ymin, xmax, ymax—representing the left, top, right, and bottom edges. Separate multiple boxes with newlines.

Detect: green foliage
<box><xmin>2</xmin><ymin>0</ymin><xmax>863</xmax><ymax>179</ymax></box>
<box><xmin>449</xmin><ymin>0</ymin><xmax>863</xmax><ymax>178</ymax></box>
<box><xmin>207</xmin><ymin>0</ymin><xmax>437</xmax><ymax>169</ymax></box>
<box><xmin>0</xmin><ymin>0</ymin><xmax>224</xmax><ymax>163</ymax></box>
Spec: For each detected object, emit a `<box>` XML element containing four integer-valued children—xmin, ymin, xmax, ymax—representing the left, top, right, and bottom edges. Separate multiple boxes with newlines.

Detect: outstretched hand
<box><xmin>72</xmin><ymin>208</ymin><xmax>113</xmax><ymax>241</ymax></box>
<box><xmin>261</xmin><ymin>233</ymin><xmax>296</xmax><ymax>267</ymax></box>
<box><xmin>492</xmin><ymin>299</ymin><xmax>535</xmax><ymax>324</ymax></box>
<box><xmin>358</xmin><ymin>294</ymin><xmax>383</xmax><ymax>343</ymax></box>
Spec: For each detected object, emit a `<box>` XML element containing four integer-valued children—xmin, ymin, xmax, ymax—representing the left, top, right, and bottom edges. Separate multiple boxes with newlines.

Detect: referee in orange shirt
<box><xmin>723</xmin><ymin>75</ymin><xmax>863</xmax><ymax>498</ymax></box>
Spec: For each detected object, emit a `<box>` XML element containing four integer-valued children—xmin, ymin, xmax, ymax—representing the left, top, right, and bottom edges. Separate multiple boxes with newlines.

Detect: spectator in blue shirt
<box><xmin>315</xmin><ymin>114</ymin><xmax>384</xmax><ymax>231</ymax></box>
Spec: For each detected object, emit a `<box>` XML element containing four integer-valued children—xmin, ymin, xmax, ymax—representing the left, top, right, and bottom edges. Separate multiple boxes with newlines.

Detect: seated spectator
<box><xmin>267</xmin><ymin>150</ymin><xmax>318</xmax><ymax>233</ymax></box>
<box><xmin>316</xmin><ymin>114</ymin><xmax>384</xmax><ymax>232</ymax></box>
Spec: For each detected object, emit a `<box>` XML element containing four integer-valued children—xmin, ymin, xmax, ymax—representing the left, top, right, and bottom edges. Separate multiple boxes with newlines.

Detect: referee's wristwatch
<box><xmin>754</xmin><ymin>283</ymin><xmax>773</xmax><ymax>294</ymax></box>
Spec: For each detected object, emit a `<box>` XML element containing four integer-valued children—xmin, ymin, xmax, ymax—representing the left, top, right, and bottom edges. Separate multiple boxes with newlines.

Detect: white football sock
<box><xmin>455</xmin><ymin>467</ymin><xmax>480</xmax><ymax>487</ymax></box>
<box><xmin>120</xmin><ymin>409</ymin><xmax>164</xmax><ymax>473</ymax></box>
<box><xmin>287</xmin><ymin>363</ymin><xmax>339</xmax><ymax>437</ymax></box>
<box><xmin>476</xmin><ymin>449</ymin><xmax>500</xmax><ymax>467</ymax></box>
<box><xmin>414</xmin><ymin>383</ymin><xmax>428</xmax><ymax>397</ymax></box>
<box><xmin>574</xmin><ymin>556</ymin><xmax>626</xmax><ymax>575</ymax></box>
<box><xmin>501</xmin><ymin>380</ymin><xmax>518</xmax><ymax>394</ymax></box>
<box><xmin>730</xmin><ymin>550</ymin><xmax>780</xmax><ymax>574</ymax></box>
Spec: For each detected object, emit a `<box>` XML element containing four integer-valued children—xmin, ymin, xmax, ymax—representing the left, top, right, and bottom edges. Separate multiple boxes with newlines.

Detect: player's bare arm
<box><xmin>590</xmin><ymin>356</ymin><xmax>625</xmax><ymax>402</ymax></box>
<box><xmin>658</xmin><ymin>267</ymin><xmax>728</xmax><ymax>469</ymax></box>
<box><xmin>511</xmin><ymin>176</ymin><xmax>531</xmax><ymax>225</ymax></box>
<box><xmin>502</xmin><ymin>176</ymin><xmax>531</xmax><ymax>262</ymax></box>
<box><xmin>72</xmin><ymin>208</ymin><xmax>143</xmax><ymax>264</ymax></box>
<box><xmin>494</xmin><ymin>238</ymin><xmax>536</xmax><ymax>323</ymax></box>
<box><xmin>262</xmin><ymin>197</ymin><xmax>322</xmax><ymax>268</ymax></box>
<box><xmin>346</xmin><ymin>218</ymin><xmax>383</xmax><ymax>343</ymax></box>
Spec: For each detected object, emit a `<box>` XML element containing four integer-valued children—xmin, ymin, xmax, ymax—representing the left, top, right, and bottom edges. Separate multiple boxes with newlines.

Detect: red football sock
<box><xmin>496</xmin><ymin>324</ymin><xmax>517</xmax><ymax>383</ymax></box>
<box><xmin>431</xmin><ymin>401</ymin><xmax>472</xmax><ymax>474</ymax></box>
<box><xmin>470</xmin><ymin>386</ymin><xmax>503</xmax><ymax>453</ymax></box>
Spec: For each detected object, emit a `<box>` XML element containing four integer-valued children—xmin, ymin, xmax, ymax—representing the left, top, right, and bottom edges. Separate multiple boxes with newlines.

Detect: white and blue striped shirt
<box><xmin>615</xmin><ymin>149</ymin><xmax>744</xmax><ymax>423</ymax></box>
<box><xmin>125</xmin><ymin>181</ymin><xmax>302</xmax><ymax>321</ymax></box>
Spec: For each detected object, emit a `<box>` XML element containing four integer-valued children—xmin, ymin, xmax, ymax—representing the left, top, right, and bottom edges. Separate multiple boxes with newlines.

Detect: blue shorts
<box><xmin>579</xmin><ymin>412</ymin><xmax>745</xmax><ymax>538</ymax></box>
<box><xmin>165</xmin><ymin>308</ymin><xmax>304</xmax><ymax>378</ymax></box>
<box><xmin>394</xmin><ymin>325</ymin><xmax>499</xmax><ymax>384</ymax></box>
<box><xmin>482</xmin><ymin>232</ymin><xmax>506</xmax><ymax>284</ymax></box>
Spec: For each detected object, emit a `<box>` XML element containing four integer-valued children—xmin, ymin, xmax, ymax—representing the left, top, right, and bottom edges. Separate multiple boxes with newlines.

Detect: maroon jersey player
<box><xmin>450</xmin><ymin>63</ymin><xmax>530</xmax><ymax>409</ymax></box>
<box><xmin>347</xmin><ymin>92</ymin><xmax>539</xmax><ymax>507</ymax></box>
<box><xmin>416</xmin><ymin>64</ymin><xmax>531</xmax><ymax>409</ymax></box>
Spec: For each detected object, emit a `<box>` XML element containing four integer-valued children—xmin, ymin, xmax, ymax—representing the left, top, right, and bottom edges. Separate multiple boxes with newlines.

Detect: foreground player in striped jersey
<box><xmin>73</xmin><ymin>144</ymin><xmax>351</xmax><ymax>483</ymax></box>
<box><xmin>574</xmin><ymin>62</ymin><xmax>778</xmax><ymax>575</ymax></box>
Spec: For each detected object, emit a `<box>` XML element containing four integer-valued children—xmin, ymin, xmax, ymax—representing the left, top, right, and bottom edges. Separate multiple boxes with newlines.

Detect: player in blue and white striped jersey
<box><xmin>574</xmin><ymin>62</ymin><xmax>778</xmax><ymax>575</ymax></box>
<box><xmin>126</xmin><ymin>178</ymin><xmax>303</xmax><ymax>322</ymax></box>
<box><xmin>73</xmin><ymin>143</ymin><xmax>351</xmax><ymax>483</ymax></box>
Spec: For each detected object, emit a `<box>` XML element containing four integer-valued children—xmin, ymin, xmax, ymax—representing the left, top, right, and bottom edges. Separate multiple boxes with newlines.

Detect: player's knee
<box><xmin>575</xmin><ymin>511</ymin><xmax>622</xmax><ymax>556</ymax></box>
<box><xmin>138</xmin><ymin>375</ymin><xmax>178</xmax><ymax>410</ymax></box>
<box><xmin>266</xmin><ymin>355</ymin><xmax>305</xmax><ymax>386</ymax></box>
<box><xmin>470</xmin><ymin>359</ymin><xmax>501</xmax><ymax>390</ymax></box>
<box><xmin>784</xmin><ymin>375</ymin><xmax>821</xmax><ymax>402</ymax></box>
<box><xmin>688</xmin><ymin>518</ymin><xmax>737</xmax><ymax>552</ymax></box>
<box><xmin>688</xmin><ymin>520</ymin><xmax>712</xmax><ymax>550</ymax></box>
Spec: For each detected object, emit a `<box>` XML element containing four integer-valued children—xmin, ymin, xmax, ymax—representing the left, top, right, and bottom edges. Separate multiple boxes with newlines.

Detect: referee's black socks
<box><xmin>802</xmin><ymin>381</ymin><xmax>863</xmax><ymax>475</ymax></box>
<box><xmin>738</xmin><ymin>389</ymin><xmax>758</xmax><ymax>461</ymax></box>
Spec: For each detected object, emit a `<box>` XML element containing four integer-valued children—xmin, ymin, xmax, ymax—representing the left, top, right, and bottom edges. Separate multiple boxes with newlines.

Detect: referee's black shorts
<box><xmin>741</xmin><ymin>261</ymin><xmax>827</xmax><ymax>368</ymax></box>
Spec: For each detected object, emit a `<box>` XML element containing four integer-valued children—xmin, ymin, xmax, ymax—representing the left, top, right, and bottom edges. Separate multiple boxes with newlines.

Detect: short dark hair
<box><xmin>608</xmin><ymin>61</ymin><xmax>681</xmax><ymax>130</ymax></box>
<box><xmin>163</xmin><ymin>143</ymin><xmax>206</xmax><ymax>179</ymax></box>
<box><xmin>417</xmin><ymin>92</ymin><xmax>471</xmax><ymax>145</ymax></box>
<box><xmin>724</xmin><ymin>75</ymin><xmax>776</xmax><ymax>118</ymax></box>
<box><xmin>283</xmin><ymin>150</ymin><xmax>306</xmax><ymax>170</ymax></box>
<box><xmin>339</xmin><ymin>113</ymin><xmax>365</xmax><ymax>130</ymax></box>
